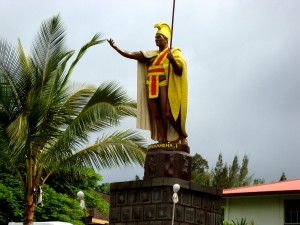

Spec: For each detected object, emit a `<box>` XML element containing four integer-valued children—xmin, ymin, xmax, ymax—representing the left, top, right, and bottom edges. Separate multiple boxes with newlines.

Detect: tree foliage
<box><xmin>228</xmin><ymin>155</ymin><xmax>239</xmax><ymax>188</ymax></box>
<box><xmin>253</xmin><ymin>178</ymin><xmax>265</xmax><ymax>185</ymax></box>
<box><xmin>239</xmin><ymin>155</ymin><xmax>252</xmax><ymax>186</ymax></box>
<box><xmin>0</xmin><ymin>14</ymin><xmax>146</xmax><ymax>224</ymax></box>
<box><xmin>191</xmin><ymin>153</ymin><xmax>210</xmax><ymax>185</ymax></box>
<box><xmin>279</xmin><ymin>172</ymin><xmax>287</xmax><ymax>181</ymax></box>
<box><xmin>212</xmin><ymin>153</ymin><xmax>229</xmax><ymax>188</ymax></box>
<box><xmin>192</xmin><ymin>153</ymin><xmax>255</xmax><ymax>189</ymax></box>
<box><xmin>0</xmin><ymin>173</ymin><xmax>85</xmax><ymax>225</ymax></box>
<box><xmin>34</xmin><ymin>185</ymin><xmax>84</xmax><ymax>225</ymax></box>
<box><xmin>46</xmin><ymin>168</ymin><xmax>109</xmax><ymax>216</ymax></box>
<box><xmin>0</xmin><ymin>173</ymin><xmax>24</xmax><ymax>225</ymax></box>
<box><xmin>96</xmin><ymin>183</ymin><xmax>110</xmax><ymax>195</ymax></box>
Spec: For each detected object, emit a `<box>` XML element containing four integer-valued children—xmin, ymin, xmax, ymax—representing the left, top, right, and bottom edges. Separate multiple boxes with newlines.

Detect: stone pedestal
<box><xmin>109</xmin><ymin>144</ymin><xmax>223</xmax><ymax>225</ymax></box>
<box><xmin>109</xmin><ymin>178</ymin><xmax>223</xmax><ymax>225</ymax></box>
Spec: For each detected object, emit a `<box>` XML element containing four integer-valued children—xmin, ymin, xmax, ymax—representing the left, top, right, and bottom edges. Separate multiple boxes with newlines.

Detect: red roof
<box><xmin>223</xmin><ymin>178</ymin><xmax>300</xmax><ymax>197</ymax></box>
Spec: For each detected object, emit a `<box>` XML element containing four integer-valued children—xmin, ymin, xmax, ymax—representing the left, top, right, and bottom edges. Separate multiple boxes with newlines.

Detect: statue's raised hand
<box><xmin>107</xmin><ymin>39</ymin><xmax>116</xmax><ymax>48</ymax></box>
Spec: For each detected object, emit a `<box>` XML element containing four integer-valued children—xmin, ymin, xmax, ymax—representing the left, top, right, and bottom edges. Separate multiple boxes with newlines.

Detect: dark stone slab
<box><xmin>144</xmin><ymin>144</ymin><xmax>191</xmax><ymax>181</ymax></box>
<box><xmin>181</xmin><ymin>190</ymin><xmax>191</xmax><ymax>206</ymax></box>
<box><xmin>157</xmin><ymin>204</ymin><xmax>172</xmax><ymax>219</ymax></box>
<box><xmin>206</xmin><ymin>212</ymin><xmax>215</xmax><ymax>225</ymax></box>
<box><xmin>195</xmin><ymin>210</ymin><xmax>205</xmax><ymax>225</ymax></box>
<box><xmin>152</xmin><ymin>188</ymin><xmax>162</xmax><ymax>203</ymax></box>
<box><xmin>129</xmin><ymin>190</ymin><xmax>140</xmax><ymax>204</ymax></box>
<box><xmin>192</xmin><ymin>194</ymin><xmax>202</xmax><ymax>208</ymax></box>
<box><xmin>121</xmin><ymin>206</ymin><xmax>132</xmax><ymax>221</ymax></box>
<box><xmin>185</xmin><ymin>208</ymin><xmax>195</xmax><ymax>223</ymax></box>
<box><xmin>174</xmin><ymin>205</ymin><xmax>184</xmax><ymax>221</ymax></box>
<box><xmin>144</xmin><ymin>205</ymin><xmax>156</xmax><ymax>220</ymax></box>
<box><xmin>109</xmin><ymin>207</ymin><xmax>120</xmax><ymax>222</ymax></box>
<box><xmin>133</xmin><ymin>206</ymin><xmax>143</xmax><ymax>221</ymax></box>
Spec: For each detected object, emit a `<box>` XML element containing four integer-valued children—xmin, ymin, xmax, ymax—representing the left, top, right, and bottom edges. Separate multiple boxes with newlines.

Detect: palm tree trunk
<box><xmin>23</xmin><ymin>196</ymin><xmax>35</xmax><ymax>225</ymax></box>
<box><xmin>24</xmin><ymin>153</ymin><xmax>36</xmax><ymax>225</ymax></box>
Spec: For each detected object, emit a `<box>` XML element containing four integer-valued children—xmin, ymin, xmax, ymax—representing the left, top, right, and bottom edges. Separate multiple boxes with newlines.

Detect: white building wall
<box><xmin>224</xmin><ymin>196</ymin><xmax>283</xmax><ymax>225</ymax></box>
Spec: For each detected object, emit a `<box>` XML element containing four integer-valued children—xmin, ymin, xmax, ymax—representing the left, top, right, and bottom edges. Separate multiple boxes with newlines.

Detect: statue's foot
<box><xmin>180</xmin><ymin>138</ymin><xmax>188</xmax><ymax>146</ymax></box>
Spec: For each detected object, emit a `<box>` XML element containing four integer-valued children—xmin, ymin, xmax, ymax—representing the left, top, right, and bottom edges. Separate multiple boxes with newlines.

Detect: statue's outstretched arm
<box><xmin>108</xmin><ymin>39</ymin><xmax>145</xmax><ymax>61</ymax></box>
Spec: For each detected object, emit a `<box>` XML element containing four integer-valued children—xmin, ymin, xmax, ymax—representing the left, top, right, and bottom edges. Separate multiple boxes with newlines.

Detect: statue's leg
<box><xmin>159</xmin><ymin>86</ymin><xmax>188</xmax><ymax>145</ymax></box>
<box><xmin>147</xmin><ymin>97</ymin><xmax>165</xmax><ymax>143</ymax></box>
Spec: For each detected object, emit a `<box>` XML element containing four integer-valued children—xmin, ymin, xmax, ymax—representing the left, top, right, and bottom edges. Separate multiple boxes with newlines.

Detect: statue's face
<box><xmin>155</xmin><ymin>34</ymin><xmax>168</xmax><ymax>47</ymax></box>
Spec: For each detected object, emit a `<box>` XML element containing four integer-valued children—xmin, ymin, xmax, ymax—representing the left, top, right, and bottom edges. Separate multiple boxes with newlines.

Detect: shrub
<box><xmin>232</xmin><ymin>218</ymin><xmax>249</xmax><ymax>225</ymax></box>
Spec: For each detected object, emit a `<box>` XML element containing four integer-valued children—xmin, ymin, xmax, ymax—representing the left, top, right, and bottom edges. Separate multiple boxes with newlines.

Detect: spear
<box><xmin>164</xmin><ymin>0</ymin><xmax>176</xmax><ymax>142</ymax></box>
<box><xmin>169</xmin><ymin>0</ymin><xmax>176</xmax><ymax>50</ymax></box>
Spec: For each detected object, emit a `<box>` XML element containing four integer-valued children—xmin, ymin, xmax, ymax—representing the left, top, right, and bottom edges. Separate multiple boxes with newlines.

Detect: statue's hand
<box><xmin>167</xmin><ymin>50</ymin><xmax>175</xmax><ymax>62</ymax></box>
<box><xmin>167</xmin><ymin>49</ymin><xmax>182</xmax><ymax>76</ymax></box>
<box><xmin>107</xmin><ymin>39</ymin><xmax>116</xmax><ymax>48</ymax></box>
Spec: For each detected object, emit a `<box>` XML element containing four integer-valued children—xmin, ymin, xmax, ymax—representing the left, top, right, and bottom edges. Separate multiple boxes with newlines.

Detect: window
<box><xmin>285</xmin><ymin>199</ymin><xmax>300</xmax><ymax>225</ymax></box>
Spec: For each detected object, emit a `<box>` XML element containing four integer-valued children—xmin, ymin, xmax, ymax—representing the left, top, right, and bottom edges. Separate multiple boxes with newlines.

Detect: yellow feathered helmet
<box><xmin>154</xmin><ymin>22</ymin><xmax>171</xmax><ymax>41</ymax></box>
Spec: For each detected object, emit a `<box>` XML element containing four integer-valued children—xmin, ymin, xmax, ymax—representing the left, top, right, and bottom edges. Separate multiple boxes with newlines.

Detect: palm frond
<box><xmin>53</xmin><ymin>129</ymin><xmax>147</xmax><ymax>172</ymax></box>
<box><xmin>39</xmin><ymin>103</ymin><xmax>119</xmax><ymax>167</ymax></box>
<box><xmin>62</xmin><ymin>33</ymin><xmax>105</xmax><ymax>86</ymax></box>
<box><xmin>37</xmin><ymin>80</ymin><xmax>139</xmax><ymax>168</ymax></box>
<box><xmin>6</xmin><ymin>113</ymin><xmax>29</xmax><ymax>158</ymax></box>
<box><xmin>45</xmin><ymin>50</ymin><xmax>75</xmax><ymax>100</ymax></box>
<box><xmin>64</xmin><ymin>83</ymin><xmax>96</xmax><ymax>117</ymax></box>
<box><xmin>0</xmin><ymin>69</ymin><xmax>13</xmax><ymax>122</ymax></box>
<box><xmin>30</xmin><ymin>14</ymin><xmax>68</xmax><ymax>90</ymax></box>
<box><xmin>85</xmin><ymin>81</ymin><xmax>137</xmax><ymax>117</ymax></box>
<box><xmin>0</xmin><ymin>38</ymin><xmax>23</xmax><ymax>118</ymax></box>
<box><xmin>31</xmin><ymin>50</ymin><xmax>75</xmax><ymax>130</ymax></box>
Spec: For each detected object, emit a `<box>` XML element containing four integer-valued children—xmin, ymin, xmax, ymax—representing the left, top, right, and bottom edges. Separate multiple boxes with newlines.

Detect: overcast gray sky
<box><xmin>1</xmin><ymin>0</ymin><xmax>299</xmax><ymax>184</ymax></box>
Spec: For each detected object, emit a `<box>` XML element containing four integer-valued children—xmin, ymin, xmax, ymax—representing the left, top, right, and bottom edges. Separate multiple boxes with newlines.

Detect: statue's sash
<box><xmin>147</xmin><ymin>48</ymin><xmax>169</xmax><ymax>98</ymax></box>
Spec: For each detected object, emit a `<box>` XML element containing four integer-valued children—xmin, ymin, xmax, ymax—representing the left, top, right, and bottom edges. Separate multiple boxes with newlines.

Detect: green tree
<box><xmin>0</xmin><ymin>15</ymin><xmax>146</xmax><ymax>225</ymax></box>
<box><xmin>279</xmin><ymin>172</ymin><xmax>287</xmax><ymax>181</ymax></box>
<box><xmin>46</xmin><ymin>167</ymin><xmax>109</xmax><ymax>216</ymax></box>
<box><xmin>212</xmin><ymin>153</ymin><xmax>229</xmax><ymax>188</ymax></box>
<box><xmin>238</xmin><ymin>154</ymin><xmax>252</xmax><ymax>186</ymax></box>
<box><xmin>34</xmin><ymin>185</ymin><xmax>84</xmax><ymax>225</ymax></box>
<box><xmin>96</xmin><ymin>182</ymin><xmax>110</xmax><ymax>195</ymax></box>
<box><xmin>191</xmin><ymin>153</ymin><xmax>211</xmax><ymax>185</ymax></box>
<box><xmin>0</xmin><ymin>173</ymin><xmax>84</xmax><ymax>225</ymax></box>
<box><xmin>134</xmin><ymin>175</ymin><xmax>141</xmax><ymax>181</ymax></box>
<box><xmin>228</xmin><ymin>155</ymin><xmax>240</xmax><ymax>187</ymax></box>
<box><xmin>0</xmin><ymin>173</ymin><xmax>24</xmax><ymax>224</ymax></box>
<box><xmin>253</xmin><ymin>178</ymin><xmax>265</xmax><ymax>185</ymax></box>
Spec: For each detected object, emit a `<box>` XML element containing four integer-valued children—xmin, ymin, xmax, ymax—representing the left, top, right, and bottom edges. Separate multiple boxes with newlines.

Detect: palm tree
<box><xmin>0</xmin><ymin>15</ymin><xmax>147</xmax><ymax>225</ymax></box>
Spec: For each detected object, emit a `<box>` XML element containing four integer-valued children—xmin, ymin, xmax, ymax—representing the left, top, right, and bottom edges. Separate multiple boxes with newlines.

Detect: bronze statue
<box><xmin>108</xmin><ymin>22</ymin><xmax>188</xmax><ymax>145</ymax></box>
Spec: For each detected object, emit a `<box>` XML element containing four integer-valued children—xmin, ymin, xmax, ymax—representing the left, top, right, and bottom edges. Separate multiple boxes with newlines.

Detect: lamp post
<box><xmin>77</xmin><ymin>191</ymin><xmax>88</xmax><ymax>225</ymax></box>
<box><xmin>77</xmin><ymin>191</ymin><xmax>85</xmax><ymax>210</ymax></box>
<box><xmin>171</xmin><ymin>184</ymin><xmax>180</xmax><ymax>225</ymax></box>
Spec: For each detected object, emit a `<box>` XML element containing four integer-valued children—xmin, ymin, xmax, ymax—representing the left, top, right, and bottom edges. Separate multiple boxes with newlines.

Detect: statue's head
<box><xmin>154</xmin><ymin>22</ymin><xmax>171</xmax><ymax>41</ymax></box>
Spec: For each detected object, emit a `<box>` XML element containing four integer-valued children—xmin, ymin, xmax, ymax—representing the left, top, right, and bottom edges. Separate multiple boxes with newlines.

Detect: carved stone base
<box><xmin>144</xmin><ymin>144</ymin><xmax>191</xmax><ymax>181</ymax></box>
<box><xmin>109</xmin><ymin>178</ymin><xmax>223</xmax><ymax>225</ymax></box>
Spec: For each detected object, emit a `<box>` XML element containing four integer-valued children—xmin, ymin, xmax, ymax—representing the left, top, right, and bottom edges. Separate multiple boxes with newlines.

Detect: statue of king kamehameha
<box><xmin>108</xmin><ymin>22</ymin><xmax>188</xmax><ymax>145</ymax></box>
